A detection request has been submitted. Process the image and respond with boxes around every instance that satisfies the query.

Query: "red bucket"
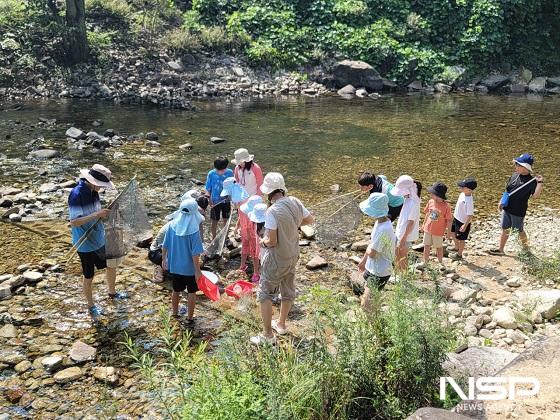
[225,280,255,299]
[197,271,221,301]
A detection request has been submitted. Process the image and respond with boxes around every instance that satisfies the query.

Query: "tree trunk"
[65,0,88,64]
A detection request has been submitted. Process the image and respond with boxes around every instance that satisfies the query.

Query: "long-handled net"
[204,212,233,258]
[311,190,363,247]
[66,177,151,261]
[104,178,152,259]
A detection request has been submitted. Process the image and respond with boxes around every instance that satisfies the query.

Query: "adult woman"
[233,148,264,279]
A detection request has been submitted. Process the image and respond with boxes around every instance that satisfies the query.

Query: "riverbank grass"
[124,280,456,419]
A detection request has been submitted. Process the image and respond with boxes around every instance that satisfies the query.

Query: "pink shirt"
[234,162,263,196]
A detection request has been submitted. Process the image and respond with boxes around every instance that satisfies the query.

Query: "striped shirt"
[68,179,105,252]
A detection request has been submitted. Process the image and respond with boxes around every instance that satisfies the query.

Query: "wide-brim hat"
[249,203,267,223]
[79,164,115,189]
[391,175,414,196]
[513,153,534,173]
[260,172,287,194]
[359,192,389,218]
[232,148,254,165]
[240,195,263,215]
[427,182,448,200]
[170,198,204,236]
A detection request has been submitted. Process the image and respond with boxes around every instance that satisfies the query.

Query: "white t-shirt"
[365,219,396,277]
[453,193,474,224]
[264,197,311,230]
[395,198,420,242]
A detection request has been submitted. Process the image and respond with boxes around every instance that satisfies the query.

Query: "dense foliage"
[0,0,559,83]
[125,281,456,419]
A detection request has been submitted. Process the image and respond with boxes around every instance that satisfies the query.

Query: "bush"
[0,0,27,25]
[162,27,202,53]
[125,280,456,419]
[86,0,133,20]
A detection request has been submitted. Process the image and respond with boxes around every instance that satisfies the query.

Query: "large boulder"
[528,76,547,93]
[492,307,517,329]
[547,76,560,87]
[406,408,471,420]
[332,60,383,91]
[444,346,518,378]
[479,75,510,91]
[517,289,560,319]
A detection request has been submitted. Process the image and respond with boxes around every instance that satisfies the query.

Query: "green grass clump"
[124,279,456,419]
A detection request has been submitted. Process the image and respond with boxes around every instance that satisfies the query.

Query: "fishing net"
[104,178,152,259]
[312,191,363,247]
[204,212,233,258]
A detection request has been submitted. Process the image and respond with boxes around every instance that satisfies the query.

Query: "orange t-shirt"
[422,199,452,236]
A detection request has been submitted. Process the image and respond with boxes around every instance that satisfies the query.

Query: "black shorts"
[388,204,403,221]
[363,271,391,291]
[169,273,199,293]
[78,247,107,279]
[452,217,471,241]
[210,202,231,221]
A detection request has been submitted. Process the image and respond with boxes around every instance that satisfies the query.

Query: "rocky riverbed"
[1,169,559,418]
[2,52,560,111]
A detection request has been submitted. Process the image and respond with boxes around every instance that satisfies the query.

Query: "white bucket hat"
[232,148,254,165]
[79,164,115,189]
[260,172,287,194]
[249,203,267,223]
[240,195,263,215]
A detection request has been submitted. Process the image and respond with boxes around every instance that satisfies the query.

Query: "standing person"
[161,198,204,323]
[422,182,452,265]
[232,148,264,196]
[251,173,314,345]
[205,157,234,239]
[357,172,404,221]
[239,195,265,282]
[68,164,127,318]
[391,176,422,271]
[489,154,543,255]
[233,148,264,274]
[450,178,477,260]
[357,193,397,307]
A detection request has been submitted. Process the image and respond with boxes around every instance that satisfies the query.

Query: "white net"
[204,212,233,258]
[311,191,363,247]
[104,178,152,259]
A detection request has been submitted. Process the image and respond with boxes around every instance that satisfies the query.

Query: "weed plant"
[125,272,456,419]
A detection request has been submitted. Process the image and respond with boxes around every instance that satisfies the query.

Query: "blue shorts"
[501,211,525,232]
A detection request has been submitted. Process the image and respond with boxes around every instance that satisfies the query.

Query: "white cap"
[260,172,287,194]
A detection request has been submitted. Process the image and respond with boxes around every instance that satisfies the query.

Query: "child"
[239,195,264,282]
[357,193,397,307]
[162,198,204,323]
[357,172,404,221]
[181,189,209,241]
[205,157,234,239]
[391,175,422,271]
[451,178,477,260]
[249,202,268,281]
[422,182,452,265]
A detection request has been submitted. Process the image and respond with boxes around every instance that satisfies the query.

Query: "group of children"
[69,149,543,339]
[356,172,477,304]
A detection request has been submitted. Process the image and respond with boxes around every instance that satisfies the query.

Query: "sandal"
[272,320,288,335]
[251,273,260,283]
[488,249,505,256]
[250,334,276,346]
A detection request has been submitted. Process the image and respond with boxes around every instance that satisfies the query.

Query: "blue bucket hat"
[359,192,389,218]
[240,195,263,215]
[249,203,267,223]
[220,177,249,204]
[170,197,204,236]
[513,153,534,172]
